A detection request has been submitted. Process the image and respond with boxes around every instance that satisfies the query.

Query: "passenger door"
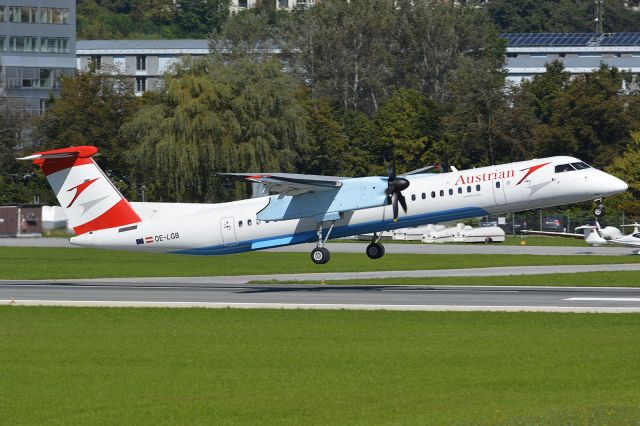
[492,179,507,206]
[220,216,238,246]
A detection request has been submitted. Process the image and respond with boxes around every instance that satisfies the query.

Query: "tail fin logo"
[67,178,100,208]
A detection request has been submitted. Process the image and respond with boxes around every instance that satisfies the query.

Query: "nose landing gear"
[593,199,605,218]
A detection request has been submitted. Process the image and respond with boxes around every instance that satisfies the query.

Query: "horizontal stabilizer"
[17,146,98,162]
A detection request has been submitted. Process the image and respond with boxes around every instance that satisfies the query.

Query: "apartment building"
[76,39,210,95]
[229,0,316,14]
[0,1,76,115]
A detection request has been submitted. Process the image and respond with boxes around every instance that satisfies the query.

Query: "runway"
[0,238,635,256]
[2,279,640,312]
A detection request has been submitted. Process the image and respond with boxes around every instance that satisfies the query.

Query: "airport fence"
[482,210,632,236]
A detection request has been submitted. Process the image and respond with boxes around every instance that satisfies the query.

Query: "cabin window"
[555,164,575,173]
[496,181,501,189]
[449,188,453,195]
[467,186,471,193]
[431,191,436,198]
[458,187,462,194]
[238,220,243,227]
[476,184,481,191]
[421,193,426,199]
[411,194,416,201]
[572,162,590,170]
[439,190,444,197]
[247,219,252,226]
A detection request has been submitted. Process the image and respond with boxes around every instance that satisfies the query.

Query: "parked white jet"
[19,146,628,263]
[526,222,640,254]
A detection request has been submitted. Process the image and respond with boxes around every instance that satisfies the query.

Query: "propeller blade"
[392,192,399,222]
[398,192,407,213]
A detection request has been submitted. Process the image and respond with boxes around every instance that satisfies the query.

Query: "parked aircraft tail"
[575,221,608,245]
[18,146,141,235]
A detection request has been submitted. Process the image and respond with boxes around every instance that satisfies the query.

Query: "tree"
[519,61,570,124]
[175,0,231,38]
[298,96,348,176]
[533,65,634,167]
[291,0,396,114]
[371,89,443,172]
[0,103,49,204]
[289,0,494,115]
[606,132,640,218]
[37,65,140,195]
[442,30,509,166]
[209,7,292,61]
[122,57,309,202]
[391,0,492,101]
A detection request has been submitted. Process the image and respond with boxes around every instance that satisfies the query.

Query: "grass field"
[1,247,639,280]
[253,271,640,287]
[1,307,639,424]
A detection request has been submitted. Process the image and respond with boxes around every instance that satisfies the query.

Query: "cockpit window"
[571,162,590,170]
[632,233,640,239]
[555,164,575,173]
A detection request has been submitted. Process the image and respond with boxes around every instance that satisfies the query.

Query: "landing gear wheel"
[311,247,330,264]
[366,242,385,259]
[594,206,605,217]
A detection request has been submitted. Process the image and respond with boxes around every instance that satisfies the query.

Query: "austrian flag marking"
[144,236,153,244]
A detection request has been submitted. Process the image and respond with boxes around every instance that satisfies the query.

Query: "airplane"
[524,222,640,254]
[18,145,628,263]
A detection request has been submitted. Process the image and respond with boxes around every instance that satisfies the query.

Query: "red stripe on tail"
[74,199,141,235]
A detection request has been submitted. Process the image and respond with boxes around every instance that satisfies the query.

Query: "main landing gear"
[366,234,385,260]
[310,226,387,264]
[593,198,605,218]
[311,221,335,264]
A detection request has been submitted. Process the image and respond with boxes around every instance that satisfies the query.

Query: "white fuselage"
[70,156,628,255]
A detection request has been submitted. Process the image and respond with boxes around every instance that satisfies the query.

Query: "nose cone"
[609,175,629,194]
[593,173,628,197]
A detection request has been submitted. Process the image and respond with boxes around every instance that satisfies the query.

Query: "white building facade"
[76,39,209,95]
[0,0,76,114]
[77,33,640,94]
[502,32,640,85]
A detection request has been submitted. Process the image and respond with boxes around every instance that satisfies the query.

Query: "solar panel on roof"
[601,32,640,45]
[501,32,601,46]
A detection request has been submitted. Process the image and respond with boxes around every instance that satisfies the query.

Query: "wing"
[218,173,344,196]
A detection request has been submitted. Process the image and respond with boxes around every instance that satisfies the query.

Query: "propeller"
[385,156,410,222]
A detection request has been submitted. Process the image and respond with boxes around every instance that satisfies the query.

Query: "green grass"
[2,246,640,280]
[252,271,640,287]
[1,307,639,424]
[42,229,74,238]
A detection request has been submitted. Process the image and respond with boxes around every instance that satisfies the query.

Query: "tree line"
[2,0,639,217]
[77,0,640,40]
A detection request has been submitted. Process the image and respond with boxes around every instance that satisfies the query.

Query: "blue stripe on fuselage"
[172,206,488,256]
